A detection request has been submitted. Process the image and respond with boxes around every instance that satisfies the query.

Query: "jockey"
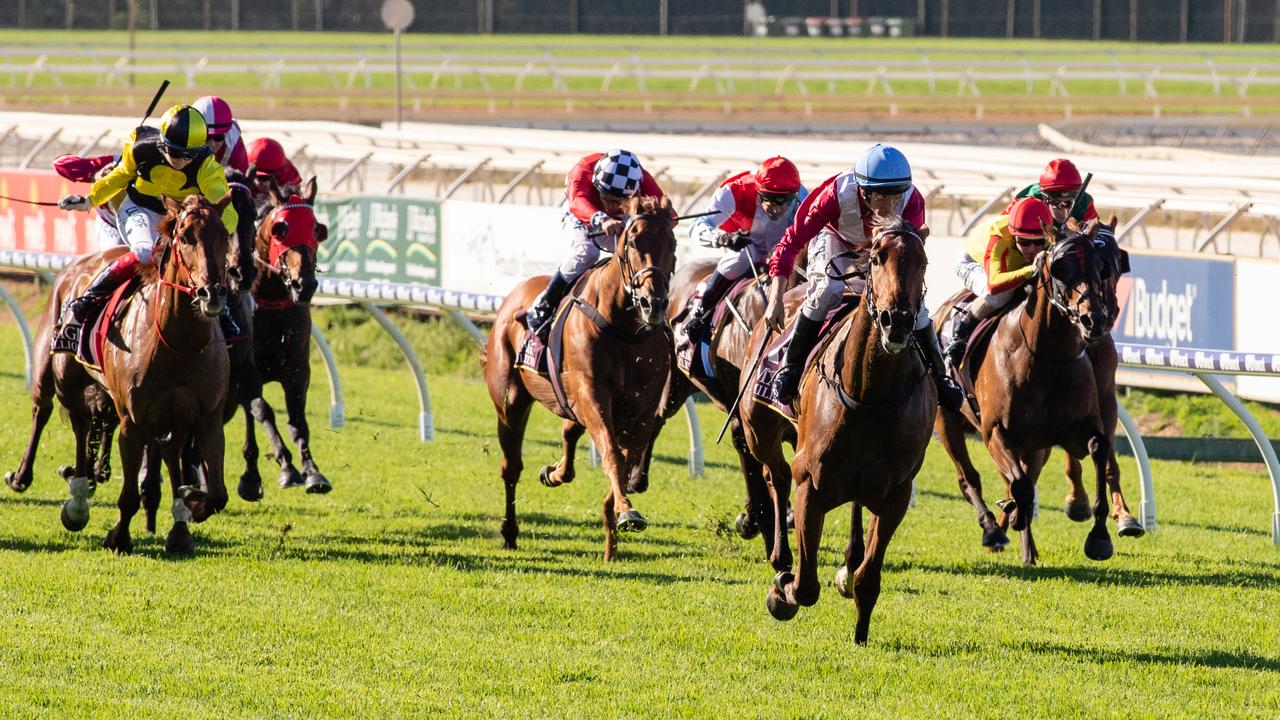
[53,153,125,251]
[247,137,303,195]
[524,149,669,336]
[1008,158,1098,229]
[944,197,1055,367]
[682,156,807,343]
[57,104,239,330]
[763,143,962,410]
[192,96,249,174]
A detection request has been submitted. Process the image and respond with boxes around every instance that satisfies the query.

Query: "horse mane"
[632,195,667,217]
[869,215,926,265]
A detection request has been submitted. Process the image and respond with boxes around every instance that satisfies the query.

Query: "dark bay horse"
[933,221,1117,566]
[484,196,676,561]
[739,217,936,644]
[93,195,233,555]
[237,176,331,499]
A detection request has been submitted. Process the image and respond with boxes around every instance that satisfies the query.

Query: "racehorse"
[484,195,676,561]
[95,194,233,555]
[933,220,1117,566]
[236,176,331,499]
[738,217,936,644]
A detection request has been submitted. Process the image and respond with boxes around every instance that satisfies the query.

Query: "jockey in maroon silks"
[193,96,249,174]
[762,143,962,411]
[681,156,807,343]
[523,149,671,336]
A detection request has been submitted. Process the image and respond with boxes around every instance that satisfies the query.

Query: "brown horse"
[484,195,676,561]
[95,194,233,555]
[738,217,936,644]
[933,221,1116,566]
[237,176,331,500]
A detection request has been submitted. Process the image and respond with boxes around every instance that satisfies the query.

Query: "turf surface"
[0,312,1276,718]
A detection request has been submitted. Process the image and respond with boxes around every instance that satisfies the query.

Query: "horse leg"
[92,420,117,486]
[1083,433,1115,561]
[162,443,196,556]
[496,395,533,551]
[190,416,228,521]
[986,427,1037,565]
[6,341,55,493]
[59,413,95,532]
[540,420,585,488]
[732,418,774,556]
[574,402,649,561]
[767,466,838,622]
[103,426,143,554]
[759,444,793,573]
[282,377,330,494]
[935,410,1007,550]
[141,443,162,533]
[238,402,264,502]
[1062,456,1093,523]
[601,488,619,562]
[834,502,864,599]
[624,419,659,495]
[249,396,303,490]
[851,480,912,645]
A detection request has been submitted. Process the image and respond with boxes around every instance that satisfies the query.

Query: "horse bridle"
[1039,237,1108,336]
[253,200,317,279]
[615,213,670,311]
[826,227,927,345]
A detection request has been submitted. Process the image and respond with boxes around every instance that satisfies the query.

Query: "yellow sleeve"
[197,156,238,232]
[983,232,1034,294]
[88,142,137,207]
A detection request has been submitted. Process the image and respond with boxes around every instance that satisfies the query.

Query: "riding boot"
[66,252,140,324]
[771,313,822,405]
[944,307,978,370]
[525,271,572,337]
[219,304,242,338]
[683,270,733,344]
[915,325,964,413]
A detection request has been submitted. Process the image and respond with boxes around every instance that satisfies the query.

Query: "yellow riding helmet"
[158,105,208,157]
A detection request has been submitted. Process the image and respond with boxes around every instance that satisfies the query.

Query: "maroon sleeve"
[768,175,839,278]
[566,155,605,224]
[903,187,926,230]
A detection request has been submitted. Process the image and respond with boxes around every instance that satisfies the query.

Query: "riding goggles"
[757,190,797,205]
[1043,191,1076,209]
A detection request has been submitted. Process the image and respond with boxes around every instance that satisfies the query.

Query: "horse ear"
[1107,213,1118,230]
[268,176,286,206]
[659,195,671,212]
[918,224,931,242]
[214,193,233,213]
[305,176,318,205]
[315,223,329,243]
[245,163,257,180]
[163,196,184,216]
[271,220,289,238]
[1041,219,1057,245]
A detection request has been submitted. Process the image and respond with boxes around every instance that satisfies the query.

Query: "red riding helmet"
[192,96,234,138]
[248,137,302,187]
[1039,158,1083,192]
[1008,197,1054,237]
[754,156,801,194]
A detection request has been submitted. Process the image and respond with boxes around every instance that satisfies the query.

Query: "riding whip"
[140,79,170,126]
[717,325,774,444]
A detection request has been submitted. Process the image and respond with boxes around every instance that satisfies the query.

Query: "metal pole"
[292,0,301,30]
[1240,0,1249,42]
[661,0,669,35]
[17,0,26,28]
[1115,402,1156,532]
[309,324,345,429]
[394,28,402,132]
[203,0,210,30]
[1194,372,1280,545]
[940,0,949,37]
[917,0,925,33]
[149,0,157,30]
[1180,0,1190,41]
[683,397,704,478]
[315,0,323,30]
[66,0,75,29]
[569,0,578,33]
[231,0,239,31]
[1007,0,1014,38]
[1130,0,1138,41]
[0,284,33,389]
[1093,0,1101,40]
[360,303,433,442]
[127,0,137,88]
[1033,0,1041,38]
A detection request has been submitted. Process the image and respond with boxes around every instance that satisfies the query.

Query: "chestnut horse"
[484,196,676,561]
[91,195,233,555]
[236,176,331,500]
[738,217,936,644]
[933,221,1116,566]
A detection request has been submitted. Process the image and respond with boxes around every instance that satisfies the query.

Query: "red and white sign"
[0,170,94,256]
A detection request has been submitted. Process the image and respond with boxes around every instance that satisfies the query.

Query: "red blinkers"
[267,195,318,265]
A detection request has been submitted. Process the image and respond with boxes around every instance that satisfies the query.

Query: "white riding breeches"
[558,211,616,279]
[955,252,1017,318]
[95,206,124,251]
[801,229,929,328]
[115,196,162,264]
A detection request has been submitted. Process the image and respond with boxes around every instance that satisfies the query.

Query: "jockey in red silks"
[1005,158,1098,229]
[192,96,249,174]
[523,149,670,336]
[53,153,125,251]
[762,143,962,411]
[681,156,807,343]
[247,137,303,190]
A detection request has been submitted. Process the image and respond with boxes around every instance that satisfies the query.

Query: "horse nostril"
[878,310,892,328]
[1080,315,1094,330]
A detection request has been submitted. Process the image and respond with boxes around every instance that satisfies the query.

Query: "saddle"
[749,292,861,423]
[936,290,1016,423]
[673,276,761,382]
[51,277,140,372]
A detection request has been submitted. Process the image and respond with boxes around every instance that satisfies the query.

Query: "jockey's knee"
[714,252,750,280]
[131,243,154,265]
[800,279,839,321]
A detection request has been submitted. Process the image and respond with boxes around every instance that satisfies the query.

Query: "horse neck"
[152,247,212,352]
[1019,275,1084,359]
[252,230,291,301]
[587,258,642,335]
[838,305,919,405]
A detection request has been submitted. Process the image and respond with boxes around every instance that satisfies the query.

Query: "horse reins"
[151,209,217,355]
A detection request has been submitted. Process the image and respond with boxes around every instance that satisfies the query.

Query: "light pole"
[381,0,415,133]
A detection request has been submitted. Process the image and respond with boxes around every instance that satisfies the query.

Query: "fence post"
[0,284,33,389]
[360,303,433,442]
[1115,401,1156,532]
[309,323,345,429]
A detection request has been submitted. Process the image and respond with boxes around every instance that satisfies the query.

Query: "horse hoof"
[833,565,853,599]
[538,465,555,487]
[278,467,305,489]
[1117,517,1145,538]
[735,512,760,540]
[766,572,799,621]
[304,472,332,494]
[981,526,1009,551]
[616,510,648,533]
[102,529,132,555]
[237,473,264,502]
[60,501,89,533]
[1084,529,1114,561]
[1064,497,1092,523]
[5,471,28,493]
[165,526,196,556]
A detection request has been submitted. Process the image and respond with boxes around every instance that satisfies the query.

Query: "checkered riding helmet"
[592,149,645,198]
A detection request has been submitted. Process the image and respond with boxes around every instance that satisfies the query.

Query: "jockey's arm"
[689,186,734,248]
[767,178,837,278]
[983,233,1034,294]
[565,162,604,224]
[196,156,239,232]
[88,143,138,207]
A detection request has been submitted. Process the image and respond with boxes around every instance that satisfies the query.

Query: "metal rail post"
[309,323,345,429]
[1194,371,1280,545]
[0,283,33,388]
[683,397,704,478]
[360,303,433,441]
[1115,401,1156,531]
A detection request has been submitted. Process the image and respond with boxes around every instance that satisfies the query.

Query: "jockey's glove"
[718,230,751,251]
[58,194,91,212]
[590,211,609,232]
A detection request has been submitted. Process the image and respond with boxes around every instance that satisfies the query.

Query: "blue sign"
[1112,252,1234,351]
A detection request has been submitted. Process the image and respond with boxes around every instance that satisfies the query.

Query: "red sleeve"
[566,155,605,224]
[768,175,840,278]
[1082,201,1099,222]
[227,139,249,174]
[903,187,926,229]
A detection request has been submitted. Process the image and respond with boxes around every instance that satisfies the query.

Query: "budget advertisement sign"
[1110,250,1235,351]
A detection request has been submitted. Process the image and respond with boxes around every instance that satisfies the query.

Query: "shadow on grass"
[1021,640,1280,672]
[902,559,1280,590]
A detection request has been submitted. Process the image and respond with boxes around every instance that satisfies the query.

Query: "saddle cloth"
[673,276,760,382]
[51,277,140,372]
[749,292,861,423]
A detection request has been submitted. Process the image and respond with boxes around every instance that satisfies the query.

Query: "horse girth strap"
[817,309,926,413]
[569,297,655,344]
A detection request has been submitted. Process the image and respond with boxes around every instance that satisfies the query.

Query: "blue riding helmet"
[854,143,912,195]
